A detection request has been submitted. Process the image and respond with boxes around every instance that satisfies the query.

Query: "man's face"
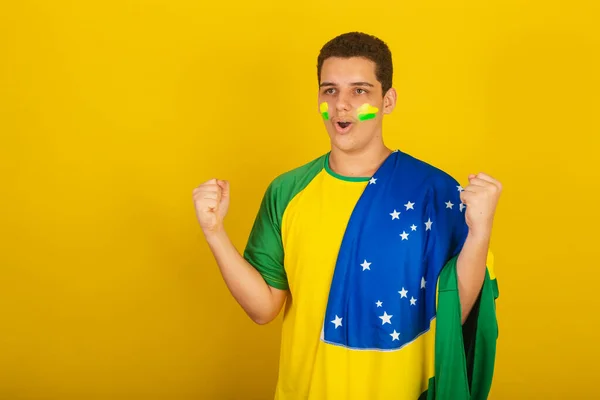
[318,56,395,152]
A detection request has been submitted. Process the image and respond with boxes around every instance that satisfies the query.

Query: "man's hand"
[460,172,502,240]
[193,179,230,236]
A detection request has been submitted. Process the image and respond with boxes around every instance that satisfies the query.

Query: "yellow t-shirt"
[243,152,496,399]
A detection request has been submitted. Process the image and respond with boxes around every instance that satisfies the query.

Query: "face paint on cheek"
[320,102,329,120]
[357,103,379,121]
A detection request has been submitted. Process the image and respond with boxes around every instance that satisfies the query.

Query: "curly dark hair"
[317,32,393,95]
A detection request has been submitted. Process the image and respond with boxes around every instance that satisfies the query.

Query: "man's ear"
[382,88,397,114]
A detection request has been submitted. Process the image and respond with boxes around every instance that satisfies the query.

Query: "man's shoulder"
[260,153,327,207]
[267,153,327,193]
[400,150,462,190]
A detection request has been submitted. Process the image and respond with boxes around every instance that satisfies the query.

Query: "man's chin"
[329,134,360,152]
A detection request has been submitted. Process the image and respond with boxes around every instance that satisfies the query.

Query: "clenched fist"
[460,172,502,239]
[193,179,230,235]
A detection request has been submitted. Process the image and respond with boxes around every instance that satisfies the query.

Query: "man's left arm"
[456,172,502,324]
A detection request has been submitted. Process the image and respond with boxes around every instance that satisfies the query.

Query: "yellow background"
[1,0,599,399]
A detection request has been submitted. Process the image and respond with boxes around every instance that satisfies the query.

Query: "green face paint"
[357,103,379,121]
[320,102,329,120]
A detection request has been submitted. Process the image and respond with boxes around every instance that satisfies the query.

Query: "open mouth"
[335,120,353,133]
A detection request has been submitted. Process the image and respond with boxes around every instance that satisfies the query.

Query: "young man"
[193,32,502,400]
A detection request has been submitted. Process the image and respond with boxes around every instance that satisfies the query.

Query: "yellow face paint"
[357,103,379,121]
[320,102,329,120]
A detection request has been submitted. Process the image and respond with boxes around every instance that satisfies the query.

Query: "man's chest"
[280,184,364,291]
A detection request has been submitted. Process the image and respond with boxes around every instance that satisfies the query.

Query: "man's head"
[316,32,397,153]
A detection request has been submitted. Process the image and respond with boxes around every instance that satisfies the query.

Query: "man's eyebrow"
[319,81,375,87]
[350,82,374,87]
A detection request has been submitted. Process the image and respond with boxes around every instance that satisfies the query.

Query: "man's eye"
[356,88,367,94]
[324,88,336,95]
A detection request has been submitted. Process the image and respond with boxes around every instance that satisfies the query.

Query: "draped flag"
[322,150,469,351]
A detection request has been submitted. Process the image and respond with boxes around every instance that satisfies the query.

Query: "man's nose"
[335,93,352,112]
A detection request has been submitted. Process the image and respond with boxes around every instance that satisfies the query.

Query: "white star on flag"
[376,300,383,307]
[410,224,417,231]
[390,210,400,220]
[445,201,454,209]
[404,201,415,210]
[398,287,408,298]
[457,185,464,192]
[421,277,426,289]
[331,315,343,328]
[400,231,409,240]
[361,260,371,271]
[460,203,466,212]
[390,330,400,341]
[379,311,393,325]
[410,297,417,306]
[425,218,433,230]
[369,177,377,185]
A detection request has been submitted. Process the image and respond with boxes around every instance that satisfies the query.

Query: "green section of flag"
[321,111,329,120]
[421,257,498,400]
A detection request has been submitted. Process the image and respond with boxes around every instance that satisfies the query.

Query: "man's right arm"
[204,227,288,325]
[193,178,287,325]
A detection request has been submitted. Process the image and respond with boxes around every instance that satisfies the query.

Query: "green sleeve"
[243,181,288,290]
[242,154,328,291]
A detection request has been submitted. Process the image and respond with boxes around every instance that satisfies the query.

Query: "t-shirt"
[243,151,493,399]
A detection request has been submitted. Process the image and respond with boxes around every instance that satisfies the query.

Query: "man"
[193,32,502,400]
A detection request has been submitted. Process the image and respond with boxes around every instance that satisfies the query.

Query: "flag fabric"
[320,150,498,399]
[322,150,468,351]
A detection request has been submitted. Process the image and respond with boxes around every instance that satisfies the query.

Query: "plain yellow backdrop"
[1,0,599,399]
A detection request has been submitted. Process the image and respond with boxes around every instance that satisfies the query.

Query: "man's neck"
[328,145,393,178]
